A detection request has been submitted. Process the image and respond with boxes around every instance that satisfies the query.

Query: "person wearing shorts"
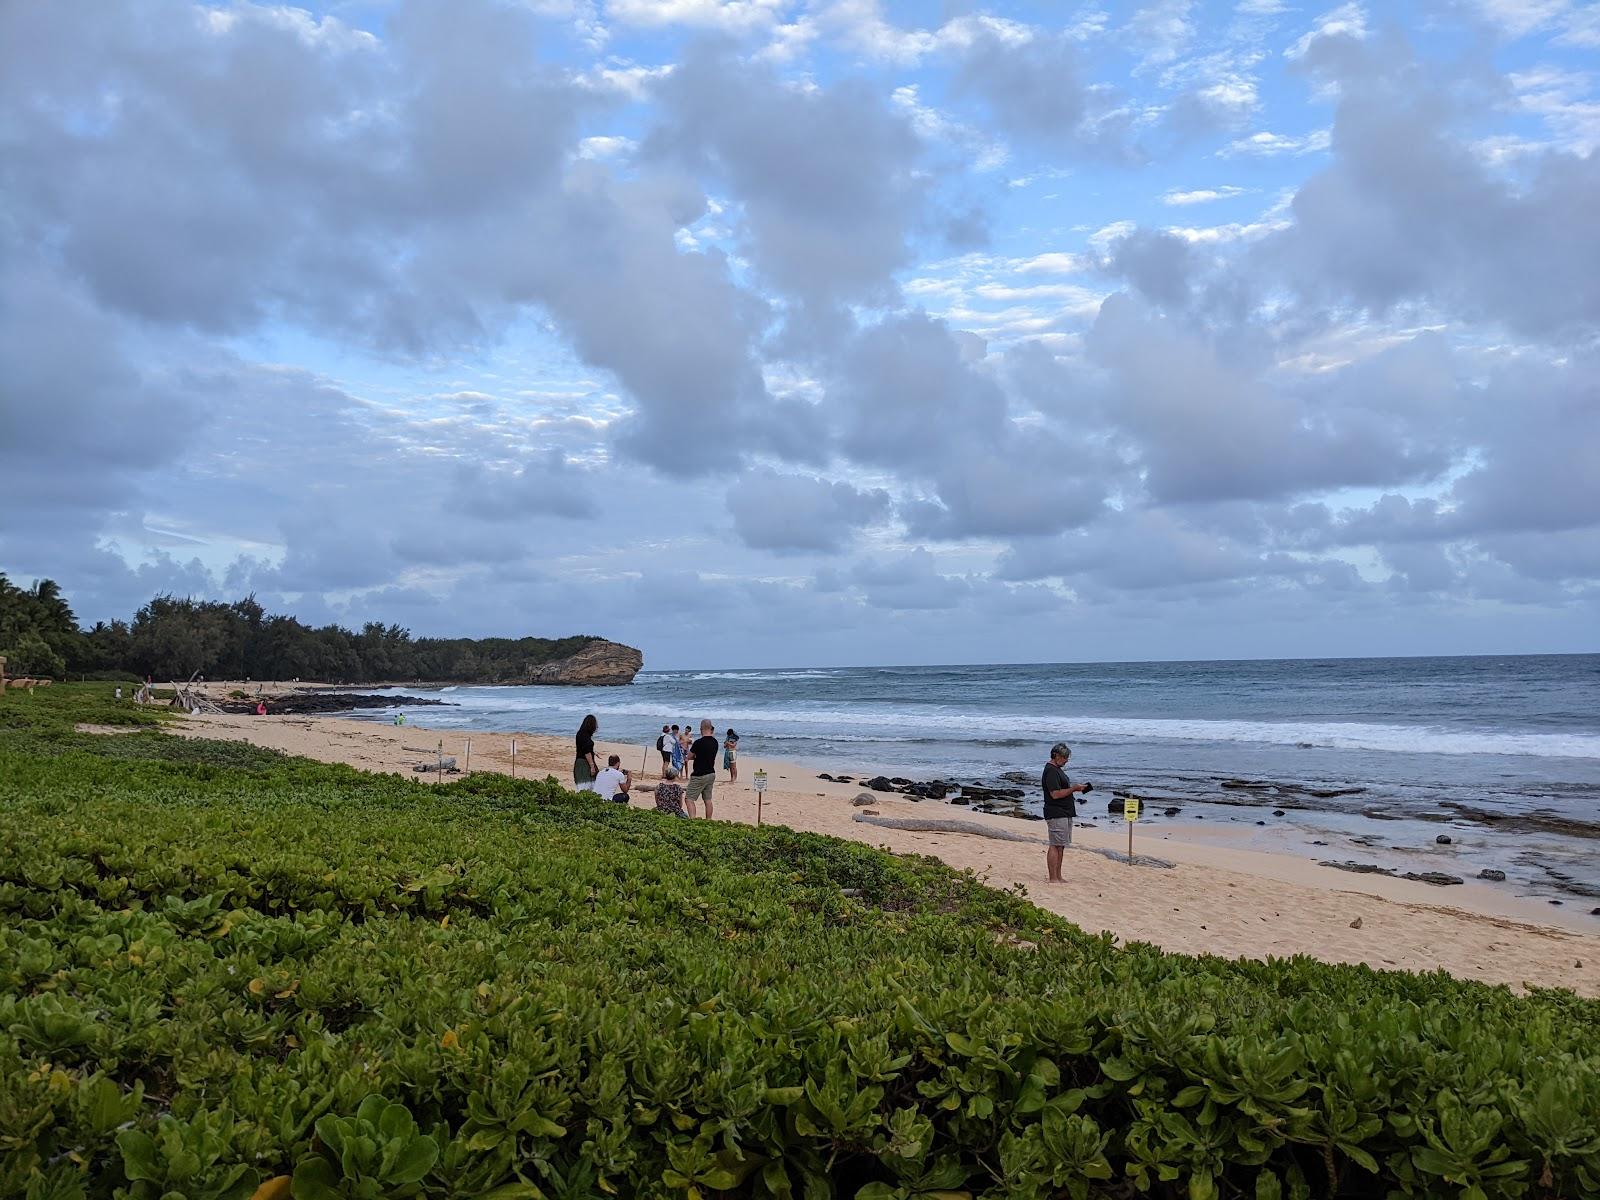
[657,725,673,774]
[687,719,719,819]
[722,729,739,783]
[1041,741,1090,884]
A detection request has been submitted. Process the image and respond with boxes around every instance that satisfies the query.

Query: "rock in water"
[524,639,643,686]
[1402,871,1464,886]
[1478,869,1506,881]
[1436,834,1453,845]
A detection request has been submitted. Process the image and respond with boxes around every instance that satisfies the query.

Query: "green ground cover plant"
[2,686,1597,1199]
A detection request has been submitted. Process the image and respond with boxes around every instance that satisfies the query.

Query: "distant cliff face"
[525,639,643,686]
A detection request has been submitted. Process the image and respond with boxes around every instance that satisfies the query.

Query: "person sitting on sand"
[594,754,632,804]
[575,714,600,792]
[654,765,688,818]
[1042,741,1091,884]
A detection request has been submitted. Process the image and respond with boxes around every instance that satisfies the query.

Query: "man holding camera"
[1042,741,1092,883]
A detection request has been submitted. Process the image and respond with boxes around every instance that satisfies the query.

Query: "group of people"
[573,715,739,820]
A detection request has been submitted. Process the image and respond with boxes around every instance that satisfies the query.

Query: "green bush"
[1,686,1597,1199]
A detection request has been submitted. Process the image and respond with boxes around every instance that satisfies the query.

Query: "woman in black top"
[574,714,599,790]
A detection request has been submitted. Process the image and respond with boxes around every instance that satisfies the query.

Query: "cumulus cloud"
[3,0,1598,663]
[726,469,890,552]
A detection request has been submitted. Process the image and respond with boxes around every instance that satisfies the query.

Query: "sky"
[2,0,1597,670]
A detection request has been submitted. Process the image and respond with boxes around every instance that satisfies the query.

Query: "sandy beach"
[163,708,1600,996]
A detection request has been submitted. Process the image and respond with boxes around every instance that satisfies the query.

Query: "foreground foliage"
[3,687,1598,1199]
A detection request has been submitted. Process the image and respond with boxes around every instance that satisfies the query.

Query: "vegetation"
[3,686,1599,1200]
[0,573,601,683]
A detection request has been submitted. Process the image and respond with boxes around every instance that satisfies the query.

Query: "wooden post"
[437,740,443,780]
[465,739,471,774]
[510,738,516,779]
[0,655,7,694]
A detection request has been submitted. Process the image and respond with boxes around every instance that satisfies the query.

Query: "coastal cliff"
[526,638,643,686]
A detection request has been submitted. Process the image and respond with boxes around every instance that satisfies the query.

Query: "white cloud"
[1559,4,1600,45]
[1162,185,1249,205]
[604,0,787,33]
[1285,3,1368,59]
[577,135,637,159]
[1471,0,1571,38]
[1219,128,1332,156]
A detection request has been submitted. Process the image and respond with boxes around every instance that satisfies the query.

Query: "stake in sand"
[1124,796,1139,860]
[754,768,768,826]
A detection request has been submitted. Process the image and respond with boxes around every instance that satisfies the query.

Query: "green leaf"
[290,1157,342,1200]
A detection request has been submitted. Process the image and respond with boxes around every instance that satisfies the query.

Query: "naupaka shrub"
[2,686,1597,1199]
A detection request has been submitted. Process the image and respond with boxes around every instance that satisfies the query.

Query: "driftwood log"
[851,814,1038,843]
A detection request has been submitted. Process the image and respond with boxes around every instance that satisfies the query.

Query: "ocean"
[353,654,1600,904]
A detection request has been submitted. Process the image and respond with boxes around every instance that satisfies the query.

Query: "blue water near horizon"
[351,653,1600,903]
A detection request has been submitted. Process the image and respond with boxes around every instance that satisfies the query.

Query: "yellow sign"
[1124,797,1139,821]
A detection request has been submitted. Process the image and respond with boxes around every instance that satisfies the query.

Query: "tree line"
[0,573,601,683]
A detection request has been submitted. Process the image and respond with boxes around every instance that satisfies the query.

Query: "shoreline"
[171,709,1599,995]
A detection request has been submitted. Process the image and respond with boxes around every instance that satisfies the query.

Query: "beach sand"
[173,711,1600,996]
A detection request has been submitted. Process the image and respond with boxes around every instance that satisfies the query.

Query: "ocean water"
[354,655,1600,903]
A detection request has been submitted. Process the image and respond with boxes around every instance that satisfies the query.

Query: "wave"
[372,689,1600,759]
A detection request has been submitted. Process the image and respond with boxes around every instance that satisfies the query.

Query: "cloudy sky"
[3,0,1597,669]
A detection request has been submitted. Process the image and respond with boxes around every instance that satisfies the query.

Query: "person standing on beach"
[657,725,673,774]
[688,719,719,819]
[723,728,739,784]
[1042,742,1090,884]
[669,724,685,778]
[575,714,600,792]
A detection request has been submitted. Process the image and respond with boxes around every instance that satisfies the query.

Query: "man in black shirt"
[687,719,719,819]
[1041,741,1090,883]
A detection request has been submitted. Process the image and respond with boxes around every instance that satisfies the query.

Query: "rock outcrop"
[525,639,643,686]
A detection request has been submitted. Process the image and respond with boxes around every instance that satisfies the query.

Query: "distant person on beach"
[723,729,739,783]
[575,714,600,792]
[1041,741,1091,884]
[670,724,685,776]
[688,720,719,819]
[594,754,632,804]
[654,765,687,818]
[657,725,673,774]
[255,700,267,716]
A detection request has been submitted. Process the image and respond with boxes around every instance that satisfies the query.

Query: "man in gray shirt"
[1041,741,1091,883]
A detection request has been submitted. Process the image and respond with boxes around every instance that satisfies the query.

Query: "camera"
[1081,780,1093,794]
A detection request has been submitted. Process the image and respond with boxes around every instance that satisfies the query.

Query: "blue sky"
[2,0,1597,668]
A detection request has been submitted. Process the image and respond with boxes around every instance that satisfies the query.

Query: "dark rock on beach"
[866,776,894,792]
[1478,869,1507,881]
[219,692,449,715]
[1321,861,1396,876]
[1436,834,1453,845]
[1402,871,1464,886]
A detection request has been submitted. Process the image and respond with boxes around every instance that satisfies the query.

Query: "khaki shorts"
[1046,817,1074,847]
[686,774,715,806]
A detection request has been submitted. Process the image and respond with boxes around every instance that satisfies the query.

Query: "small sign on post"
[1123,796,1139,861]
[753,769,768,826]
